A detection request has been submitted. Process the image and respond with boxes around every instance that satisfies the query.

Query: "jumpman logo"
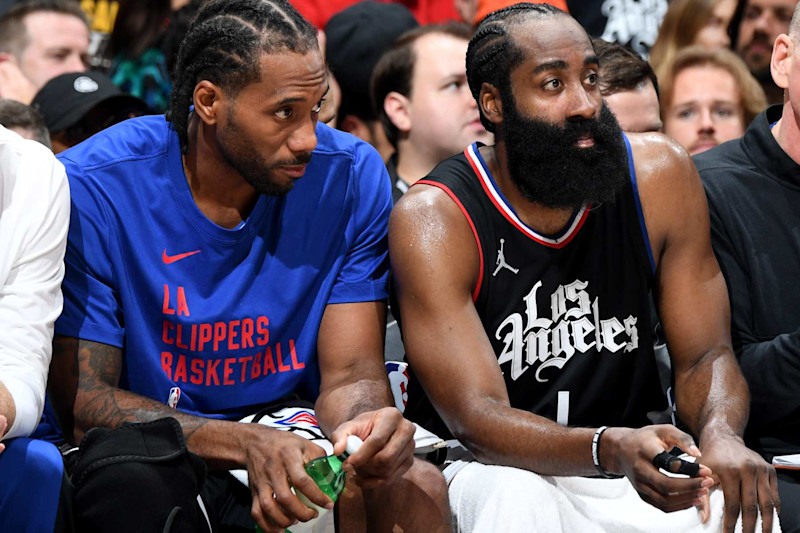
[493,238,519,276]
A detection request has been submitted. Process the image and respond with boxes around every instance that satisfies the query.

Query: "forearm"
[675,347,749,445]
[451,399,599,477]
[315,374,395,436]
[74,382,253,469]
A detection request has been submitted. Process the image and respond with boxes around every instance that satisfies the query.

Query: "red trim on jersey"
[464,146,590,249]
[417,180,484,302]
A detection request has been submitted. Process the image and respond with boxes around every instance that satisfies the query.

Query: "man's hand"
[604,425,715,516]
[245,425,331,533]
[700,432,780,533]
[330,407,416,488]
[0,60,37,105]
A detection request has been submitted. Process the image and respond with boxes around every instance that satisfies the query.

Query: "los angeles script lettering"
[159,284,303,386]
[496,279,639,383]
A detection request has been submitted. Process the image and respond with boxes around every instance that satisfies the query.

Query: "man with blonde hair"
[660,46,767,154]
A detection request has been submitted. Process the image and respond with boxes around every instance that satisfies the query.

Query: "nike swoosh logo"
[162,249,201,264]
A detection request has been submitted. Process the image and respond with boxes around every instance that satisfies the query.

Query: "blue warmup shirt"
[55,115,392,420]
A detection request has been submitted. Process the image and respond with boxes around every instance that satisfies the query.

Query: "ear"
[771,33,793,90]
[480,82,503,128]
[192,80,225,126]
[383,91,412,134]
[338,114,369,138]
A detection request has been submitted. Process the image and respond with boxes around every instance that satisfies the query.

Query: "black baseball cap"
[32,71,150,132]
[325,1,418,119]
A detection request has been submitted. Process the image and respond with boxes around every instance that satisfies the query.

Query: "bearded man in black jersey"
[389,3,780,533]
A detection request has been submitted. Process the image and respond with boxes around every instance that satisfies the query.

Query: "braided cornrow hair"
[167,0,317,153]
[466,2,566,132]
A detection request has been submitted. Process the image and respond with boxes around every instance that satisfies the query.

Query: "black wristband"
[592,426,623,479]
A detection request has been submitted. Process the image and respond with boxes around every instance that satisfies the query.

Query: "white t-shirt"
[0,125,69,439]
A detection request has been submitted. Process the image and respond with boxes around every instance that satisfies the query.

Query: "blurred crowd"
[0,0,791,161]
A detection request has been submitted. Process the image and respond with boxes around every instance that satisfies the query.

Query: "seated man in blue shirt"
[47,1,449,531]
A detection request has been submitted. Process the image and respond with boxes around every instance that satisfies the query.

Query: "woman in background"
[107,0,199,113]
[650,0,737,78]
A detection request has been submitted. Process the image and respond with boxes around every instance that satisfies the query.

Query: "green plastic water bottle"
[255,435,363,533]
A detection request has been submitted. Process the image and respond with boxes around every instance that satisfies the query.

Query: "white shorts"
[444,460,780,533]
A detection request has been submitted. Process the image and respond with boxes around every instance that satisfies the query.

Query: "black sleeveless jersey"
[403,139,668,440]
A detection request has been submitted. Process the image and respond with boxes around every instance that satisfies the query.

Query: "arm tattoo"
[75,339,209,440]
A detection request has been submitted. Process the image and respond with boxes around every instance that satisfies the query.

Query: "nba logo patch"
[167,387,181,408]
[385,361,409,413]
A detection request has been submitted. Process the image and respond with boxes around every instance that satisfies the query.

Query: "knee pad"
[71,418,207,533]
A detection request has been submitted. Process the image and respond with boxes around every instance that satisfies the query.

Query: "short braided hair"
[466,2,566,132]
[167,0,317,153]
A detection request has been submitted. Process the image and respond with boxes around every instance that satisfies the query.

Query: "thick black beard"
[498,92,629,209]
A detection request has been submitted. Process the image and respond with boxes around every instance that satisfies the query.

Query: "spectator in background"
[695,5,800,529]
[325,1,418,162]
[107,0,197,113]
[158,0,204,82]
[371,23,492,203]
[31,71,150,153]
[0,124,70,532]
[728,0,798,104]
[47,1,450,531]
[106,0,173,113]
[650,0,737,78]
[0,98,51,148]
[594,38,662,133]
[0,0,90,104]
[660,46,766,155]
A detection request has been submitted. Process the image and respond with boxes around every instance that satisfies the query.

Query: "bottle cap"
[345,435,364,456]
